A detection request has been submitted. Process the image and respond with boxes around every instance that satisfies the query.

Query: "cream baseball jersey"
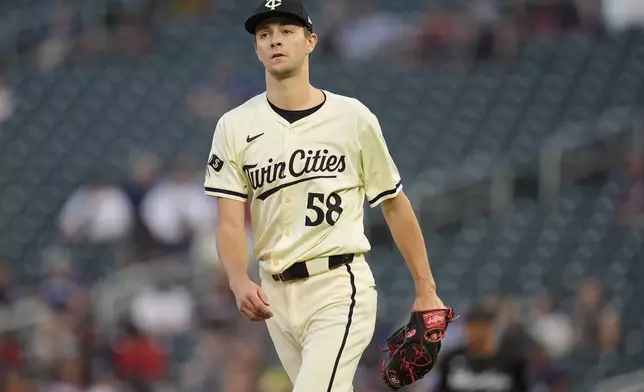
[204,91,402,274]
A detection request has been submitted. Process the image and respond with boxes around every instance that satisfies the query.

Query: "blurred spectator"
[335,0,410,63]
[141,156,216,255]
[464,0,501,63]
[226,340,262,392]
[603,0,644,33]
[0,62,15,124]
[575,0,603,36]
[528,344,572,392]
[30,303,79,376]
[0,261,17,307]
[58,174,134,244]
[100,0,155,57]
[433,304,529,392]
[112,320,168,386]
[181,327,228,391]
[0,332,24,371]
[86,366,119,392]
[310,0,352,57]
[37,2,81,71]
[122,152,163,263]
[572,278,621,353]
[618,150,644,225]
[495,296,536,359]
[525,0,580,37]
[130,276,194,337]
[187,58,256,120]
[197,270,238,331]
[42,358,84,392]
[417,7,464,65]
[528,292,574,360]
[3,371,31,392]
[72,304,112,389]
[185,269,266,392]
[39,252,81,310]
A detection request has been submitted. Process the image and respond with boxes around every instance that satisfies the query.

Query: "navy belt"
[272,254,355,282]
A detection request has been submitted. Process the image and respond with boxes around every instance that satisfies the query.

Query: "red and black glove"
[381,307,455,390]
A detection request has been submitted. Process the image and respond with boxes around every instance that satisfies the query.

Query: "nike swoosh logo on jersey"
[246,133,264,143]
[256,175,337,200]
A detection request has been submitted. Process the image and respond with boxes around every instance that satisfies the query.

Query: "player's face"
[254,18,317,79]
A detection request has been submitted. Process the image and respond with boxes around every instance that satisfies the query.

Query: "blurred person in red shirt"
[112,319,167,385]
[0,332,24,370]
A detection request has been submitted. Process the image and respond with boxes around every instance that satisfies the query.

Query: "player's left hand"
[413,293,445,340]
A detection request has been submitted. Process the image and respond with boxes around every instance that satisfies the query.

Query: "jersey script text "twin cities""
[243,149,346,201]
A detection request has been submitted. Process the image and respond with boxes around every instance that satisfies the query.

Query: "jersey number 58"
[305,192,343,227]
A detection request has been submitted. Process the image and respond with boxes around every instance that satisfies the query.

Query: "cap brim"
[245,11,309,35]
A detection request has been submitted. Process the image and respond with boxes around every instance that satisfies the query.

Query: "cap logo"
[308,16,312,25]
[265,0,282,10]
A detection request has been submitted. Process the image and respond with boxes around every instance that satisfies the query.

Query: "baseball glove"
[380,307,455,390]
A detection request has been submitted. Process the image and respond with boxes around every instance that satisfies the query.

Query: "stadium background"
[0,0,643,391]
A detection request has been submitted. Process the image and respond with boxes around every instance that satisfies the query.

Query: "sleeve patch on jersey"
[368,181,402,206]
[207,154,224,173]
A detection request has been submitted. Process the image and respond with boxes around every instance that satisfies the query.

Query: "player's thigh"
[293,278,378,392]
[261,272,303,383]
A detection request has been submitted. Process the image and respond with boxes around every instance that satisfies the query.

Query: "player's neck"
[265,68,321,110]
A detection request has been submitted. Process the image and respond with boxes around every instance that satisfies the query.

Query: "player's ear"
[306,32,318,54]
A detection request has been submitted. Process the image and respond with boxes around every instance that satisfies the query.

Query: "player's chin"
[267,63,297,79]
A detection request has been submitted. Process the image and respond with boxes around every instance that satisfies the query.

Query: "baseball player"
[204,1,447,391]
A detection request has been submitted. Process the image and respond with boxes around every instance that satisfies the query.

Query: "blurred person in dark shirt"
[121,151,163,263]
[525,0,580,37]
[572,278,620,353]
[528,344,571,392]
[140,155,215,256]
[434,305,528,392]
[0,261,17,306]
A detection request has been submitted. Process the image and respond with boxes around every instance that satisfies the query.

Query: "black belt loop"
[272,253,355,282]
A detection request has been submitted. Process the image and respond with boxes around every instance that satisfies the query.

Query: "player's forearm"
[216,223,251,289]
[381,192,437,296]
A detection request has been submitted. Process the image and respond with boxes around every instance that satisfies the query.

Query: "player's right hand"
[231,278,273,321]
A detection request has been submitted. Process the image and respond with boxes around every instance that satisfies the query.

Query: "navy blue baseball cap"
[245,0,313,35]
[466,304,496,323]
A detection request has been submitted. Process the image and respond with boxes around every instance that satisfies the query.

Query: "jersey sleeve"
[359,111,402,208]
[204,115,248,202]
